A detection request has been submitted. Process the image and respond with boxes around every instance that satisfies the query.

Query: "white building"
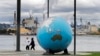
[22,17,36,29]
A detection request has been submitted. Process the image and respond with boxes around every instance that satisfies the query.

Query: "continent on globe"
[51,34,62,41]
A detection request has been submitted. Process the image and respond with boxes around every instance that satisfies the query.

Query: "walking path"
[0,51,92,56]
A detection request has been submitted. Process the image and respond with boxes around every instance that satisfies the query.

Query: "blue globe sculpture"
[37,17,72,53]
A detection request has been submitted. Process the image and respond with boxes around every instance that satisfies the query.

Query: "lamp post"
[16,0,21,51]
[47,0,49,18]
[74,0,76,55]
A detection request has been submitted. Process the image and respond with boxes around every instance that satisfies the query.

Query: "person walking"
[30,38,35,50]
[26,37,30,50]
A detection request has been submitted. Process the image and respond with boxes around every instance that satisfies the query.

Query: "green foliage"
[80,52,100,56]
[0,29,7,34]
[98,28,100,32]
[7,29,16,34]
[0,29,16,34]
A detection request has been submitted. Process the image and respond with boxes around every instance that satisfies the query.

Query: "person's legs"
[27,45,29,50]
[26,45,29,50]
[26,46,27,50]
[33,47,35,50]
[31,46,32,50]
[31,46,35,50]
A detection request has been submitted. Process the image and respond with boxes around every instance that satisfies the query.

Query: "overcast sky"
[0,0,100,25]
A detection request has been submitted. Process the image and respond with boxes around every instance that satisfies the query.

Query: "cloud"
[0,0,100,24]
[0,0,16,24]
[50,0,100,13]
[22,0,45,5]
[0,0,45,24]
[21,0,45,13]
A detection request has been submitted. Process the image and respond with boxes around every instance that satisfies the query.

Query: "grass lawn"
[80,52,100,56]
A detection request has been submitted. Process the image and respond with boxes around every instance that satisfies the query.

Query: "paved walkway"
[0,51,91,56]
